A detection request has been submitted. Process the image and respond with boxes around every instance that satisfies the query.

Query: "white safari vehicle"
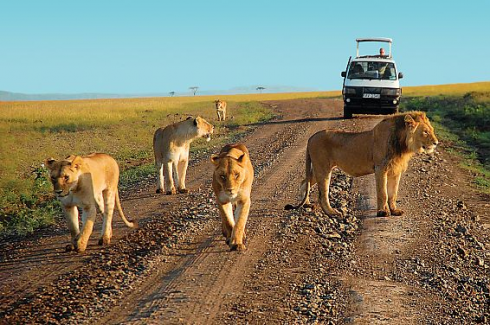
[341,38,404,119]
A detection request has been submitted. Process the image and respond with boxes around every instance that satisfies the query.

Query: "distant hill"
[0,86,318,101]
[0,91,150,101]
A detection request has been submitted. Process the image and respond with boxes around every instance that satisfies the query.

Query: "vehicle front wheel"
[343,107,352,119]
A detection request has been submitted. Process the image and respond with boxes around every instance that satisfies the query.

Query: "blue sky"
[1,0,489,94]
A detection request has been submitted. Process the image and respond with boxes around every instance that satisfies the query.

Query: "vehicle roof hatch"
[356,37,392,59]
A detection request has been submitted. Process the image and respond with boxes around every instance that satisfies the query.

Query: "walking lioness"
[45,153,137,252]
[211,143,254,251]
[286,112,438,217]
[153,116,214,194]
[215,99,227,121]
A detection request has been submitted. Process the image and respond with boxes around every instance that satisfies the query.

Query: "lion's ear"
[237,153,246,163]
[71,156,83,170]
[404,114,417,129]
[211,154,220,166]
[45,158,56,170]
[64,155,76,162]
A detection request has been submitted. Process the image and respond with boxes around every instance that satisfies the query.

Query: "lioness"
[286,112,438,217]
[45,153,137,253]
[154,116,214,194]
[215,99,227,121]
[211,143,254,251]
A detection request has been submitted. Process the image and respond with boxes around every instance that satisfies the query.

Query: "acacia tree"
[256,86,265,93]
[169,91,175,97]
[189,86,199,96]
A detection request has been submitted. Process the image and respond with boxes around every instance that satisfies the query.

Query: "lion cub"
[153,116,214,194]
[211,143,254,251]
[214,99,227,121]
[45,153,137,253]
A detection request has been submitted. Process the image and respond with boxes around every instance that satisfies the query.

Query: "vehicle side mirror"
[398,72,404,79]
[341,71,346,78]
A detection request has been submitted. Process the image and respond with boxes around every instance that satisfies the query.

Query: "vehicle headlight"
[344,87,356,94]
[381,88,400,96]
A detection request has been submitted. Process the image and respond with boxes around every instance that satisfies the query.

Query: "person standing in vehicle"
[378,48,388,77]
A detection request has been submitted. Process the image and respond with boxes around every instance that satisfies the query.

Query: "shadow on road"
[244,116,344,128]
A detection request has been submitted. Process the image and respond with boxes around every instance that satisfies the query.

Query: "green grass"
[402,90,490,193]
[228,101,275,127]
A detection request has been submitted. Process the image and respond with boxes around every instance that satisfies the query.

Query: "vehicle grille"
[363,87,381,94]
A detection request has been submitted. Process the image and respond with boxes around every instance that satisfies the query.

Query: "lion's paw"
[98,237,111,246]
[326,208,342,217]
[75,238,88,253]
[390,209,404,216]
[230,243,246,251]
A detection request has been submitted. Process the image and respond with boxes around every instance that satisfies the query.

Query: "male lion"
[214,99,227,121]
[45,153,137,253]
[286,112,438,217]
[153,116,214,194]
[211,143,254,251]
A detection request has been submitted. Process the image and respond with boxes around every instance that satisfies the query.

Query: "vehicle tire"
[344,107,353,119]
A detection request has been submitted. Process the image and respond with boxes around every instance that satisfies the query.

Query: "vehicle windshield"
[347,61,396,80]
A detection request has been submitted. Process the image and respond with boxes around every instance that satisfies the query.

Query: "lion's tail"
[284,145,312,210]
[115,190,138,229]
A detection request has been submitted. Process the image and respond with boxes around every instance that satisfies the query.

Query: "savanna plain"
[0,82,489,324]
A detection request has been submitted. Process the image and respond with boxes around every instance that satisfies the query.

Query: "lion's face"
[212,154,247,199]
[406,114,438,154]
[195,116,214,142]
[215,100,225,109]
[45,157,82,197]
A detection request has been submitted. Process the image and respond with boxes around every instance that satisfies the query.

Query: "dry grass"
[403,81,490,97]
[0,91,338,127]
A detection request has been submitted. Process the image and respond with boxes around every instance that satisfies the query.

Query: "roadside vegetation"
[0,91,337,236]
[401,82,490,192]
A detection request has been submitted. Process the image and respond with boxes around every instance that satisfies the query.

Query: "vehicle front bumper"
[343,95,400,114]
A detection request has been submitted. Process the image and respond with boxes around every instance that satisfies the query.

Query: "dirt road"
[1,99,489,324]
